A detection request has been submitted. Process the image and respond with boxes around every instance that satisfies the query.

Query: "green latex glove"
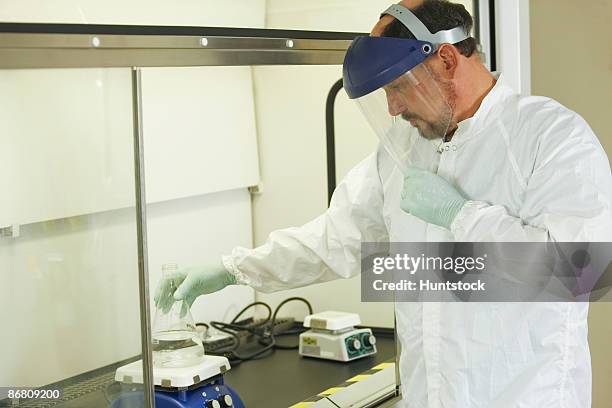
[153,262,236,313]
[400,167,467,229]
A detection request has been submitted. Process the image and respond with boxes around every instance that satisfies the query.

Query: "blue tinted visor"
[342,36,434,99]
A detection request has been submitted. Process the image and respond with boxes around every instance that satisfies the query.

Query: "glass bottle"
[152,263,205,368]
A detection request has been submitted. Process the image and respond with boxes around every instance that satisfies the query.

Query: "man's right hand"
[153,262,236,313]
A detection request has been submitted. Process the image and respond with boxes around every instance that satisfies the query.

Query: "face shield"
[355,59,453,172]
[343,4,469,173]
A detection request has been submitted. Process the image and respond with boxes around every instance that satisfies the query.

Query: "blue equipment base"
[111,374,244,408]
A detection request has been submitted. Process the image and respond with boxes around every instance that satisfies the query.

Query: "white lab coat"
[223,75,612,407]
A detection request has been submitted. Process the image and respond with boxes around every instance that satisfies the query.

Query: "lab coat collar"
[449,73,515,145]
[426,73,514,150]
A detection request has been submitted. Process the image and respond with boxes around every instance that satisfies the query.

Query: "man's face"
[384,63,456,140]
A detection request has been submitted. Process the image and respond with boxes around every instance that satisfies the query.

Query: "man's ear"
[437,44,459,79]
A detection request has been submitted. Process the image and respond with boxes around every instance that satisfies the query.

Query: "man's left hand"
[400,167,467,229]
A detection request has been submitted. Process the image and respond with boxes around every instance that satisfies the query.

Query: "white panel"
[141,66,260,203]
[250,65,332,244]
[0,66,260,226]
[495,0,531,94]
[0,208,141,387]
[0,68,134,226]
[0,0,266,27]
[0,190,254,387]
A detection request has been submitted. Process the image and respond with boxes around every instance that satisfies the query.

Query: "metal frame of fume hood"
[0,24,358,68]
[0,23,401,408]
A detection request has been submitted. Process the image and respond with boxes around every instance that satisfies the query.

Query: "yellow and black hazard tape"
[288,360,394,408]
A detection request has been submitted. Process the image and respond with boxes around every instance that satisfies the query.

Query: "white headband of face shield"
[382,4,469,49]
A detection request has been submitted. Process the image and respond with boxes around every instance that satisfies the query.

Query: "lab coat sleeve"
[222,151,389,293]
[450,111,612,242]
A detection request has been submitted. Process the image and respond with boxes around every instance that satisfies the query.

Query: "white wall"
[266,0,473,32]
[0,1,265,388]
[266,0,393,32]
[0,0,266,26]
[141,66,260,204]
[0,68,134,226]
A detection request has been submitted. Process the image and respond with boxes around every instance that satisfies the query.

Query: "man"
[156,1,612,406]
